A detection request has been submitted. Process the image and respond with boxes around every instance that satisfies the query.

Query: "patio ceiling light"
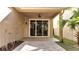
[38,14,41,18]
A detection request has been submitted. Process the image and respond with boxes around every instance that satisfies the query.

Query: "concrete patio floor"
[13,38,65,51]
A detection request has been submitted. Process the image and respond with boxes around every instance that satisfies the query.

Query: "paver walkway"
[13,38,65,51]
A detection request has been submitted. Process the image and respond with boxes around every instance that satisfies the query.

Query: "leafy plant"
[59,18,68,43]
[68,18,79,30]
[68,8,79,45]
[59,19,68,29]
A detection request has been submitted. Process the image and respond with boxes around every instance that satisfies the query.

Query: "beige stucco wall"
[54,28,59,36]
[0,8,25,47]
[53,14,60,36]
[24,18,53,37]
[24,18,29,37]
[63,24,77,41]
[54,22,77,41]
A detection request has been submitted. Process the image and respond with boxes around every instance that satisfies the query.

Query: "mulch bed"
[0,40,24,51]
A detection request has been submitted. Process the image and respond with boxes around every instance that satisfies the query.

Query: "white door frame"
[29,19,50,37]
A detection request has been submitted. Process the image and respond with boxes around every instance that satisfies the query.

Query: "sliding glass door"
[30,20,48,36]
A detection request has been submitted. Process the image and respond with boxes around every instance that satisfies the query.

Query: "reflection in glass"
[30,20,35,36]
[42,21,48,36]
[37,20,42,36]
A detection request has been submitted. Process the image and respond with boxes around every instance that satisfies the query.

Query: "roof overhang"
[13,7,66,18]
[14,7,65,13]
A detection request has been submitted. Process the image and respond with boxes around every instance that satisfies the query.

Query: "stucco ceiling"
[14,7,65,18]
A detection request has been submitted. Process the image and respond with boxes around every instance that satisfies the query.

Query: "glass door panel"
[30,20,48,36]
[42,21,48,36]
[37,20,42,36]
[30,20,35,36]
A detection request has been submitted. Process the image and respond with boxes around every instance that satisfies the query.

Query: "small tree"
[59,19,68,43]
[59,9,68,43]
[68,8,79,45]
[68,17,79,45]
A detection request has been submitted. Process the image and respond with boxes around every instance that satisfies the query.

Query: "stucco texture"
[0,8,25,47]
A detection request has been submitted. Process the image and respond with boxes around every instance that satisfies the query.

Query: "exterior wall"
[53,14,60,36]
[53,14,77,42]
[54,24,77,42]
[63,24,77,41]
[0,8,25,47]
[24,18,29,37]
[54,28,59,36]
[24,18,53,38]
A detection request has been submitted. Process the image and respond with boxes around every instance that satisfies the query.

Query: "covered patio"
[0,7,67,51]
[13,38,65,51]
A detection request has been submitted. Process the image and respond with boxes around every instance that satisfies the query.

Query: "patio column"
[50,18,53,38]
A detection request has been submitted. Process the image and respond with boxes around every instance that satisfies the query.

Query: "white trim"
[29,19,50,37]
